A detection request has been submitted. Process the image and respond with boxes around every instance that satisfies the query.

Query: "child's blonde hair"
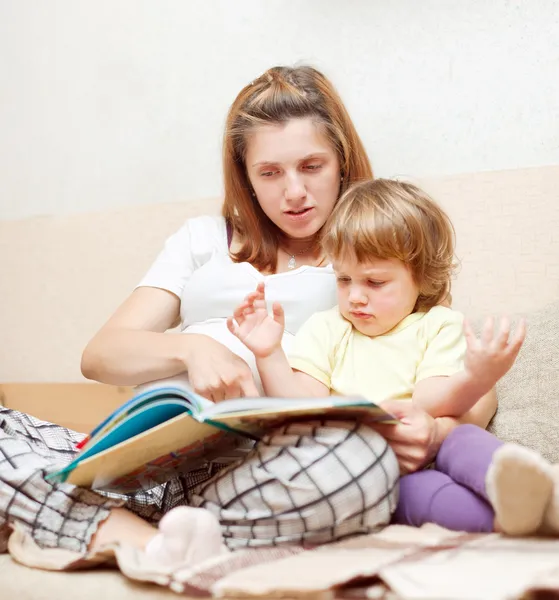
[322,178,457,311]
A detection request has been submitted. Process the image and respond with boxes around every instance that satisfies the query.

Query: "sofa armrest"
[0,383,132,433]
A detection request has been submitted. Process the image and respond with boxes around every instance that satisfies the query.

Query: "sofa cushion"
[488,300,559,462]
[0,554,177,599]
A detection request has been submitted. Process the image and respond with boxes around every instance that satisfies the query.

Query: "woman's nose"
[284,172,306,203]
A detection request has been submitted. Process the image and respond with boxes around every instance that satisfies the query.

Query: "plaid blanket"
[0,407,398,553]
[7,522,559,599]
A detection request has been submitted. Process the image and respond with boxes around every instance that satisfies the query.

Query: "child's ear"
[439,292,452,308]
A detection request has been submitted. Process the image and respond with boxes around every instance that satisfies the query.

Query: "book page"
[202,395,395,420]
[200,396,344,417]
[205,400,398,438]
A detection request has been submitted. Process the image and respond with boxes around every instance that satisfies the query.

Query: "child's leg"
[437,424,554,536]
[435,424,503,500]
[393,470,495,533]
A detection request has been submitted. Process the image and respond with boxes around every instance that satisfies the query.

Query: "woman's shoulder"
[136,215,227,295]
[163,215,228,260]
[174,215,227,245]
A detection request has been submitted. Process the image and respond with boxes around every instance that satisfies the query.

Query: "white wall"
[1,0,558,220]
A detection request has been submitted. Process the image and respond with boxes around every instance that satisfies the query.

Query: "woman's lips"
[283,207,314,222]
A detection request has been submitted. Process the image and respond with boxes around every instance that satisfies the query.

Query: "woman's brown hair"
[322,179,457,311]
[222,65,372,272]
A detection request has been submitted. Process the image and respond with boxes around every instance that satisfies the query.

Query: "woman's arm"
[81,287,188,385]
[82,287,258,399]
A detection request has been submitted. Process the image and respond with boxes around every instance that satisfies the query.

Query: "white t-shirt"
[137,215,337,392]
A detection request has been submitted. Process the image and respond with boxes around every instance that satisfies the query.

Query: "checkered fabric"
[0,408,123,553]
[0,408,399,554]
[193,420,400,549]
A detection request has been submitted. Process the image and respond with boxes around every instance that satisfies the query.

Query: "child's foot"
[144,506,228,568]
[486,444,553,536]
[539,464,559,535]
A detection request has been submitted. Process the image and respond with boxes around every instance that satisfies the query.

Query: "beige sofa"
[0,165,558,598]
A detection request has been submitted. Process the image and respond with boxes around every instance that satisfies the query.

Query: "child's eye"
[336,277,350,285]
[368,280,385,288]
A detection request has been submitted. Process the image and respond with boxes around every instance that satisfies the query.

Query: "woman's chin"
[279,218,324,240]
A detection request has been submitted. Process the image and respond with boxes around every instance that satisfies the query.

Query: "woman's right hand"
[182,333,260,402]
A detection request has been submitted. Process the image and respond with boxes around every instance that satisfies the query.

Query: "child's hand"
[227,282,285,358]
[463,316,526,389]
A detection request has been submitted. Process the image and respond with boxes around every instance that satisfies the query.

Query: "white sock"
[144,506,228,568]
[486,444,553,536]
[539,464,559,535]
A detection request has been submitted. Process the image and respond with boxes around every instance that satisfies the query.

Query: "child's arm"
[413,316,526,418]
[256,350,329,398]
[227,282,329,398]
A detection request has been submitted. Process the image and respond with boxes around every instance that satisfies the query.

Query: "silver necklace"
[284,244,315,270]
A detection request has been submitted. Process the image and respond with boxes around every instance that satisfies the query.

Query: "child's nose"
[349,286,366,304]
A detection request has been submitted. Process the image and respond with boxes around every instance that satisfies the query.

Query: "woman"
[0,66,496,565]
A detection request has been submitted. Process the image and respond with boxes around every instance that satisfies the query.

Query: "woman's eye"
[304,164,322,171]
[259,166,281,177]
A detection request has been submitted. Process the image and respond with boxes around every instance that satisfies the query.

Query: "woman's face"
[245,118,341,240]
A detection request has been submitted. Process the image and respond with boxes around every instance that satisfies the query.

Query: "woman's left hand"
[369,400,442,475]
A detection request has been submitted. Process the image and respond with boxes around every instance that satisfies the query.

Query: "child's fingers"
[253,298,267,311]
[226,316,238,337]
[272,302,285,328]
[496,315,511,348]
[245,292,259,305]
[481,316,495,345]
[256,281,266,299]
[463,319,477,346]
[233,301,252,320]
[237,296,255,313]
[232,305,245,322]
[508,318,527,353]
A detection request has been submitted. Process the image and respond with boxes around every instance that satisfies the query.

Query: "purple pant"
[393,424,503,532]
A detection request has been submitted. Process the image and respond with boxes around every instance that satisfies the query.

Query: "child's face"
[333,255,420,337]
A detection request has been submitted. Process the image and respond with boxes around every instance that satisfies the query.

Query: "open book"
[47,382,396,493]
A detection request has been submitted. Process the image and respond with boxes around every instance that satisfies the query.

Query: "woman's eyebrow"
[251,152,330,168]
[251,160,276,167]
[299,152,329,161]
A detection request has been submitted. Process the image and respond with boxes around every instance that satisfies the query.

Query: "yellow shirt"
[289,306,466,404]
